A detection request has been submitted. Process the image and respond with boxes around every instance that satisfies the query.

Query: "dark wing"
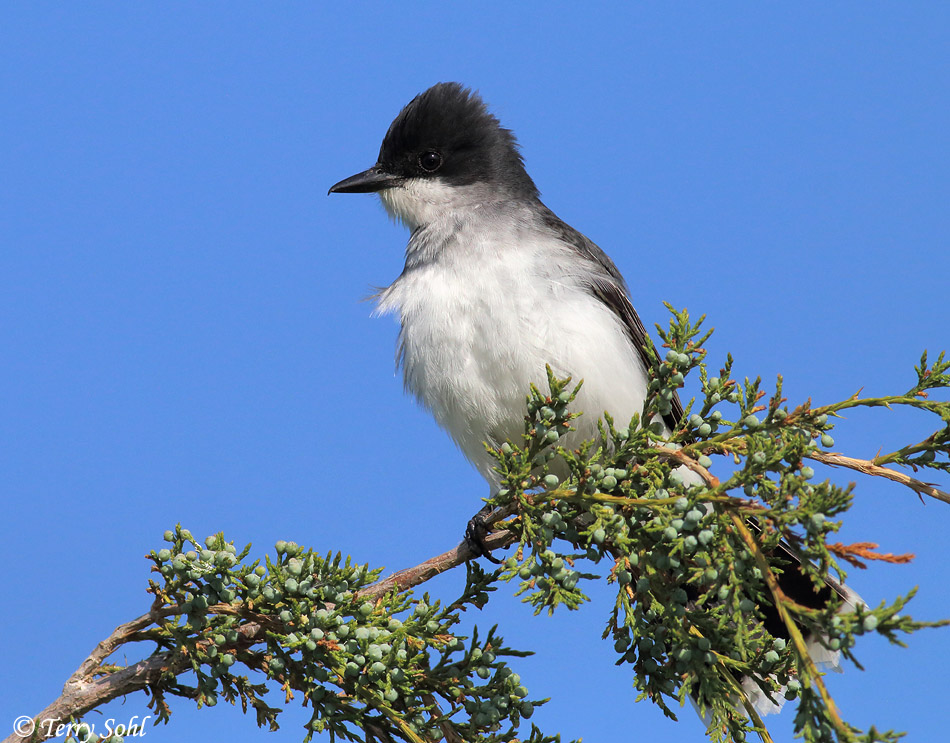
[538,206,685,433]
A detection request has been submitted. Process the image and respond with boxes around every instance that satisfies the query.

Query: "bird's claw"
[464,510,503,564]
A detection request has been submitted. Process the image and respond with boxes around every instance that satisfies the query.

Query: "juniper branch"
[2,529,518,743]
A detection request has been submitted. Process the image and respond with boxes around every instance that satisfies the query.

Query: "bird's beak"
[328,165,403,194]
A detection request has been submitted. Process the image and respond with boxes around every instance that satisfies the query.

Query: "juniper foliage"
[40,308,949,743]
[489,307,949,743]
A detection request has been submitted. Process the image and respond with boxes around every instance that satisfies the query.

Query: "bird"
[329,82,679,488]
[329,82,859,716]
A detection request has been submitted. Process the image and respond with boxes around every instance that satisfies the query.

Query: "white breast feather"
[375,182,649,484]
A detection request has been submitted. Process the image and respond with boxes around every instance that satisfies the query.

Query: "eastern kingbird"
[329,82,680,486]
[329,82,859,717]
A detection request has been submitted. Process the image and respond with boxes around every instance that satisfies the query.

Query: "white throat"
[378,178,496,231]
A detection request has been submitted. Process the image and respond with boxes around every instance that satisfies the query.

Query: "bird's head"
[329,82,538,228]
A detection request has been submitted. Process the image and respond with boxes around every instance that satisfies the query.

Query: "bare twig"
[807,451,950,505]
[359,510,516,600]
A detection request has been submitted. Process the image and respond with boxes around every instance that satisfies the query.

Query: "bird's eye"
[418,150,443,172]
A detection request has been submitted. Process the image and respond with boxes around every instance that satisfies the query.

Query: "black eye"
[418,150,443,172]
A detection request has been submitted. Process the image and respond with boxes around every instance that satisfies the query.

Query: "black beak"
[328,165,402,194]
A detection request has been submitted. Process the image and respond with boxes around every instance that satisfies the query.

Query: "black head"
[329,83,538,198]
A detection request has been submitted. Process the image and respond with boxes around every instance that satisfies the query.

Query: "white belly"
[376,233,650,485]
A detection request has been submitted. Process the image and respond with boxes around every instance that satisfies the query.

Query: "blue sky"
[2,4,948,742]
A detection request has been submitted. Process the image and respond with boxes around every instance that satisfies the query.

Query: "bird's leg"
[464,502,503,564]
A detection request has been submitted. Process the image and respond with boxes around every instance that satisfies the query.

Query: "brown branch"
[6,649,184,743]
[655,446,721,487]
[806,451,950,505]
[359,513,516,600]
[4,527,515,743]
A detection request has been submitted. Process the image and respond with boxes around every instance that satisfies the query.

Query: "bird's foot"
[464,507,503,564]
